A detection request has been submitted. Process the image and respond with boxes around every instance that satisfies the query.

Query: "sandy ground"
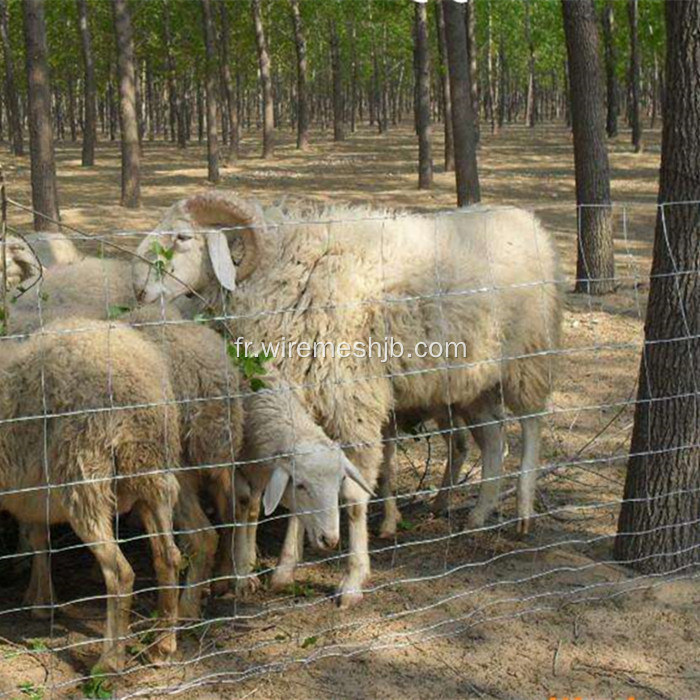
[1,123,699,700]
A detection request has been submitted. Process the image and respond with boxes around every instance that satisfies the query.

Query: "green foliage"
[16,681,44,700]
[81,669,112,700]
[227,342,272,392]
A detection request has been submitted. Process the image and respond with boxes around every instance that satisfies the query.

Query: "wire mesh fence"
[0,195,698,699]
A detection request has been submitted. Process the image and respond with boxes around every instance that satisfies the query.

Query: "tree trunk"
[443,0,480,205]
[350,20,358,133]
[628,0,643,152]
[601,0,619,138]
[414,0,432,189]
[112,0,140,208]
[252,0,274,158]
[330,19,344,142]
[561,0,615,295]
[465,0,480,140]
[22,0,61,231]
[200,0,220,183]
[524,0,536,128]
[219,0,239,160]
[435,0,454,171]
[614,0,700,575]
[77,0,97,165]
[486,0,497,134]
[0,0,24,156]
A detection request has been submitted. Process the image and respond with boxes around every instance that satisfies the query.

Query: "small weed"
[25,639,48,652]
[17,681,43,700]
[300,635,318,649]
[227,343,272,391]
[284,582,314,598]
[107,304,131,320]
[397,519,415,532]
[81,669,112,699]
[150,240,174,281]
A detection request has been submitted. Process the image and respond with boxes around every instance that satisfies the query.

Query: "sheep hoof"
[377,520,397,540]
[29,606,52,621]
[145,637,176,667]
[516,518,532,536]
[466,511,487,531]
[336,575,365,609]
[235,575,261,599]
[269,567,295,592]
[210,578,232,598]
[94,651,125,675]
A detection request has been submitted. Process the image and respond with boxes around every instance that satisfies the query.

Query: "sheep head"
[263,442,374,552]
[1,237,41,290]
[132,191,265,305]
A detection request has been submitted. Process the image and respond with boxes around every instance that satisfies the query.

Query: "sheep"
[0,235,41,290]
[128,304,374,609]
[0,318,183,672]
[131,192,563,608]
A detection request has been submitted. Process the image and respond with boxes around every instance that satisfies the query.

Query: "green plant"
[81,669,112,699]
[227,343,272,392]
[107,304,131,320]
[17,681,43,700]
[300,635,318,649]
[25,639,48,653]
[150,240,174,281]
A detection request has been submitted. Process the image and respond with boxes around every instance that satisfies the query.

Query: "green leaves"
[227,342,273,391]
[81,670,112,700]
[150,240,174,281]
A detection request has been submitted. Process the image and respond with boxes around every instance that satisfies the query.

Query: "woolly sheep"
[0,235,41,290]
[129,304,374,608]
[132,193,563,608]
[0,319,183,671]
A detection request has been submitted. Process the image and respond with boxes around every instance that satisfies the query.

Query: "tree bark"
[0,0,24,156]
[77,0,97,165]
[435,0,454,171]
[219,0,239,160]
[627,0,643,152]
[200,0,220,183]
[465,0,480,140]
[112,0,140,208]
[22,0,61,231]
[524,0,536,128]
[252,0,274,159]
[614,0,700,574]
[330,19,344,142]
[601,0,619,138]
[414,0,432,189]
[562,0,615,295]
[443,0,480,205]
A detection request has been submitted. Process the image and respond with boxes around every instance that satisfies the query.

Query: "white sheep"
[0,318,183,672]
[0,235,41,290]
[132,193,563,608]
[130,304,374,608]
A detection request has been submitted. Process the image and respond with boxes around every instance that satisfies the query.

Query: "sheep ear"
[263,467,291,516]
[342,455,375,497]
[206,230,237,291]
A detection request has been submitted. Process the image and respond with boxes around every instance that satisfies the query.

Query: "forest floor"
[1,123,699,700]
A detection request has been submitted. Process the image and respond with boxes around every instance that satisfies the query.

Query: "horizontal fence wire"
[0,197,698,699]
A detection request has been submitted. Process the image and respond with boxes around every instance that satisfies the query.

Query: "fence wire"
[0,197,698,699]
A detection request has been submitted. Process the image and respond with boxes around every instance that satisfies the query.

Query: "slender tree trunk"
[414,0,432,189]
[252,0,274,158]
[562,0,615,295]
[219,0,239,160]
[1,0,23,155]
[497,35,506,129]
[443,0,480,205]
[435,0,454,171]
[112,0,140,208]
[486,0,496,134]
[465,0,480,140]
[601,0,619,138]
[350,21,358,133]
[524,0,537,128]
[615,0,700,574]
[330,19,344,142]
[200,0,219,183]
[22,0,61,231]
[77,0,97,165]
[628,0,643,152]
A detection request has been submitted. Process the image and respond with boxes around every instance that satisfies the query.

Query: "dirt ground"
[1,123,699,700]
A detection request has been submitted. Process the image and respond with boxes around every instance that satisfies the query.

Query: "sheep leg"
[71,516,134,673]
[232,487,261,598]
[432,415,469,515]
[210,482,236,598]
[378,432,401,540]
[466,411,505,530]
[269,516,305,592]
[23,524,54,619]
[174,488,218,620]
[337,479,371,609]
[137,502,181,664]
[516,416,540,535]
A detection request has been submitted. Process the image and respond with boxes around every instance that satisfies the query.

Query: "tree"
[219,0,239,160]
[77,0,97,166]
[1,0,23,156]
[252,0,274,159]
[443,0,480,206]
[434,0,454,171]
[330,18,344,142]
[290,0,309,149]
[628,0,643,152]
[112,0,140,208]
[22,0,60,232]
[614,0,700,575]
[200,0,220,183]
[561,0,615,295]
[524,0,536,128]
[601,0,619,138]
[465,0,479,139]
[414,0,432,189]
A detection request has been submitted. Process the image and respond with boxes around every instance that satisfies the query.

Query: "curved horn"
[183,191,265,282]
